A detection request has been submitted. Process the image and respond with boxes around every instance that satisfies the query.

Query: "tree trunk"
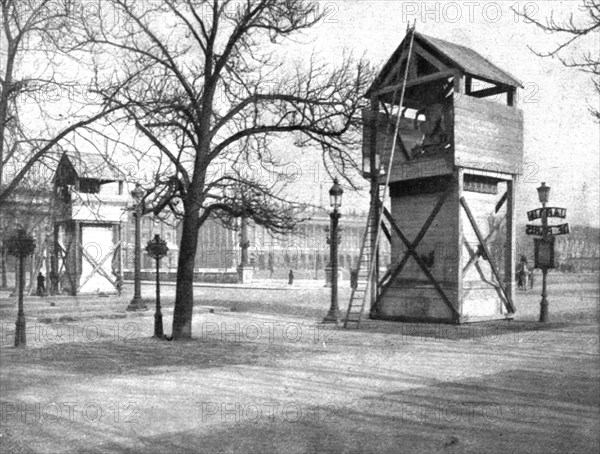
[172,207,201,339]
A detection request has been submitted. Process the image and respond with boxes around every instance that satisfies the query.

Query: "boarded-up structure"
[347,31,523,325]
[52,153,129,295]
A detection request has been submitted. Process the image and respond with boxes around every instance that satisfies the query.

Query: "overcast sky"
[291,0,599,226]
[7,1,598,227]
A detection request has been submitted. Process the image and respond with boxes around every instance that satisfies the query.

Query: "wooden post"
[369,97,380,314]
[504,178,516,315]
[456,168,464,319]
[50,223,59,295]
[507,88,515,107]
[75,222,81,294]
[453,70,465,94]
[465,76,472,95]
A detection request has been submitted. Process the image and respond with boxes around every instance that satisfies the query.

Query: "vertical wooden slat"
[504,179,516,313]
[369,97,380,313]
[453,70,464,94]
[507,88,515,107]
[456,168,464,318]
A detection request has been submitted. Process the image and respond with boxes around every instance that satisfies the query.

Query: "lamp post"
[323,178,343,324]
[237,216,253,283]
[537,182,551,323]
[127,183,147,311]
[7,228,36,347]
[146,234,169,338]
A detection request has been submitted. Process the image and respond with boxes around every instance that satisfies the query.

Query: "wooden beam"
[462,217,505,274]
[465,76,472,95]
[460,196,515,313]
[77,244,117,292]
[469,73,517,90]
[412,42,449,71]
[504,179,516,313]
[380,221,392,243]
[380,50,410,89]
[456,168,464,316]
[378,268,393,289]
[374,69,456,98]
[469,85,508,99]
[495,191,508,214]
[453,70,464,94]
[507,88,516,107]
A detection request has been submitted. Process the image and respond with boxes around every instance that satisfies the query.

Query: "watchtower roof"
[55,152,126,186]
[366,32,523,97]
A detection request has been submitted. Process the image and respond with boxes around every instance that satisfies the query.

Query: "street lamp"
[537,182,550,206]
[323,178,343,324]
[537,182,550,322]
[7,228,36,347]
[127,183,147,311]
[146,234,169,338]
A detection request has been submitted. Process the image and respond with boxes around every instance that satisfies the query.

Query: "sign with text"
[525,223,570,236]
[534,237,555,269]
[527,207,567,221]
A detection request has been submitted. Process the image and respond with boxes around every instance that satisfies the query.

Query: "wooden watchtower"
[52,153,128,295]
[345,31,523,325]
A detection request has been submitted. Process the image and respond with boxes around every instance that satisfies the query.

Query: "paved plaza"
[0,273,598,453]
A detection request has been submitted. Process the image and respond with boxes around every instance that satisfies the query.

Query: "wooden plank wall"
[362,109,453,183]
[454,96,524,175]
[378,182,459,321]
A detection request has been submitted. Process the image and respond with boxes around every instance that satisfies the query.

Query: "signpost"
[525,183,569,323]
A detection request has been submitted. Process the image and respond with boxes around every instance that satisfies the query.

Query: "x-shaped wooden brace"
[460,196,515,314]
[77,242,120,293]
[374,180,460,319]
[55,240,77,292]
[462,191,507,275]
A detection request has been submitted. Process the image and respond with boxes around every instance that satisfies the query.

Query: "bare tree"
[515,0,600,119]
[0,0,120,206]
[0,171,52,291]
[73,0,372,339]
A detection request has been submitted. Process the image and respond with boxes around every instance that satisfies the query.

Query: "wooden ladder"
[343,23,417,329]
[343,200,380,328]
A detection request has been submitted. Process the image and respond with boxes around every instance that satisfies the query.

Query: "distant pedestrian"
[36,272,46,296]
[288,269,294,285]
[529,268,534,289]
[350,269,358,290]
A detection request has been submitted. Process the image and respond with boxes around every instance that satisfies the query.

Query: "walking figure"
[529,268,534,289]
[350,269,358,290]
[288,269,294,285]
[517,255,529,291]
[36,272,46,296]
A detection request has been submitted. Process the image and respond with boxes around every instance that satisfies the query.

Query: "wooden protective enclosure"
[52,153,128,295]
[360,31,523,324]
